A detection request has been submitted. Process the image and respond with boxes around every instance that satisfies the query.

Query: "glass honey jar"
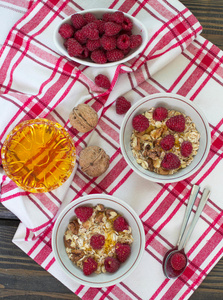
[1,118,76,193]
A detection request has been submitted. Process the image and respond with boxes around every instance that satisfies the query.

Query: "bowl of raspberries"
[54,8,148,67]
[120,93,211,183]
[52,194,145,287]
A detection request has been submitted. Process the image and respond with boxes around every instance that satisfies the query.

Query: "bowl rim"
[53,8,148,67]
[120,92,211,183]
[52,194,145,287]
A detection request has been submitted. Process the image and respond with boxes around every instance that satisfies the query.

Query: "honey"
[1,118,76,193]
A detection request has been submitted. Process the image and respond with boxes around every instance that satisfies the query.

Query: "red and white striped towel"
[1,1,223,299]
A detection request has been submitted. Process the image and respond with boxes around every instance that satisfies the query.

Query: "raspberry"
[122,16,133,31]
[153,107,168,121]
[170,253,187,271]
[110,11,124,24]
[78,47,89,59]
[130,34,142,49]
[84,12,97,23]
[115,243,131,263]
[104,22,122,36]
[75,206,93,222]
[83,257,97,275]
[58,23,74,39]
[102,13,112,22]
[106,49,124,62]
[132,115,150,132]
[90,234,105,249]
[117,34,130,50]
[94,20,105,35]
[95,74,111,89]
[104,257,120,273]
[71,14,87,30]
[91,49,107,64]
[67,38,83,57]
[161,153,181,170]
[181,141,193,157]
[100,35,116,51]
[166,115,186,132]
[82,23,99,40]
[122,48,130,56]
[113,216,129,232]
[74,30,87,44]
[86,39,101,51]
[160,134,175,151]
[116,96,131,114]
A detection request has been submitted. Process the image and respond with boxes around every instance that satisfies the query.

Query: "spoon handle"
[176,185,200,247]
[179,188,210,250]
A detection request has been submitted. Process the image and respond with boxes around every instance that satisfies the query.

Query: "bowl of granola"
[120,93,211,183]
[53,8,148,67]
[52,194,145,287]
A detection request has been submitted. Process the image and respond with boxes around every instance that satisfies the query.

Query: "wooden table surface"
[1,1,223,299]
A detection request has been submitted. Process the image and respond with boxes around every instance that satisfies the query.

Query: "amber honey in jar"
[1,118,76,193]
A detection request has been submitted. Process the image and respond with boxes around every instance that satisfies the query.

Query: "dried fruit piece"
[181,141,193,157]
[160,134,175,151]
[132,115,150,132]
[170,252,187,271]
[166,115,186,132]
[90,234,105,249]
[161,153,181,170]
[83,257,98,275]
[115,242,131,263]
[153,107,168,121]
[113,216,129,231]
[75,206,93,222]
[104,257,120,273]
[116,96,131,114]
[95,74,111,89]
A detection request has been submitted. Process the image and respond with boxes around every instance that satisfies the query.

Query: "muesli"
[64,204,133,275]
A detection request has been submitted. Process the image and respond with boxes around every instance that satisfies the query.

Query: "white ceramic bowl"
[52,194,145,287]
[120,93,211,183]
[53,8,148,67]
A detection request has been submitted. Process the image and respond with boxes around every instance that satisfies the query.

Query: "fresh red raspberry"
[83,257,98,275]
[104,257,120,273]
[78,47,90,59]
[122,16,133,31]
[166,115,186,132]
[161,153,181,170]
[94,19,105,35]
[84,12,97,23]
[106,49,124,62]
[71,14,87,30]
[170,253,187,271]
[75,206,93,222]
[117,34,130,50]
[181,141,193,157]
[122,48,130,56]
[102,13,112,22]
[110,11,125,24]
[90,234,105,250]
[115,243,131,263]
[160,134,175,151]
[116,96,131,114]
[58,23,74,39]
[130,34,142,49]
[74,30,87,44]
[100,35,116,51]
[91,49,107,64]
[82,23,99,40]
[95,74,111,89]
[104,22,122,36]
[153,107,168,121]
[132,114,150,132]
[113,216,129,232]
[86,39,101,51]
[67,38,83,57]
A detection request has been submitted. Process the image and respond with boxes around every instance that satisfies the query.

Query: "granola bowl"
[120,93,211,183]
[53,8,148,67]
[52,194,145,287]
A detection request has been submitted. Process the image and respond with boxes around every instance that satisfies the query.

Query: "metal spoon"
[163,188,210,279]
[162,185,200,277]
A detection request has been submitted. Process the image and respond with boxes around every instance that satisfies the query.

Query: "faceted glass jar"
[1,118,76,193]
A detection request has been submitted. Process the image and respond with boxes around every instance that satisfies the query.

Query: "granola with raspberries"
[131,107,200,175]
